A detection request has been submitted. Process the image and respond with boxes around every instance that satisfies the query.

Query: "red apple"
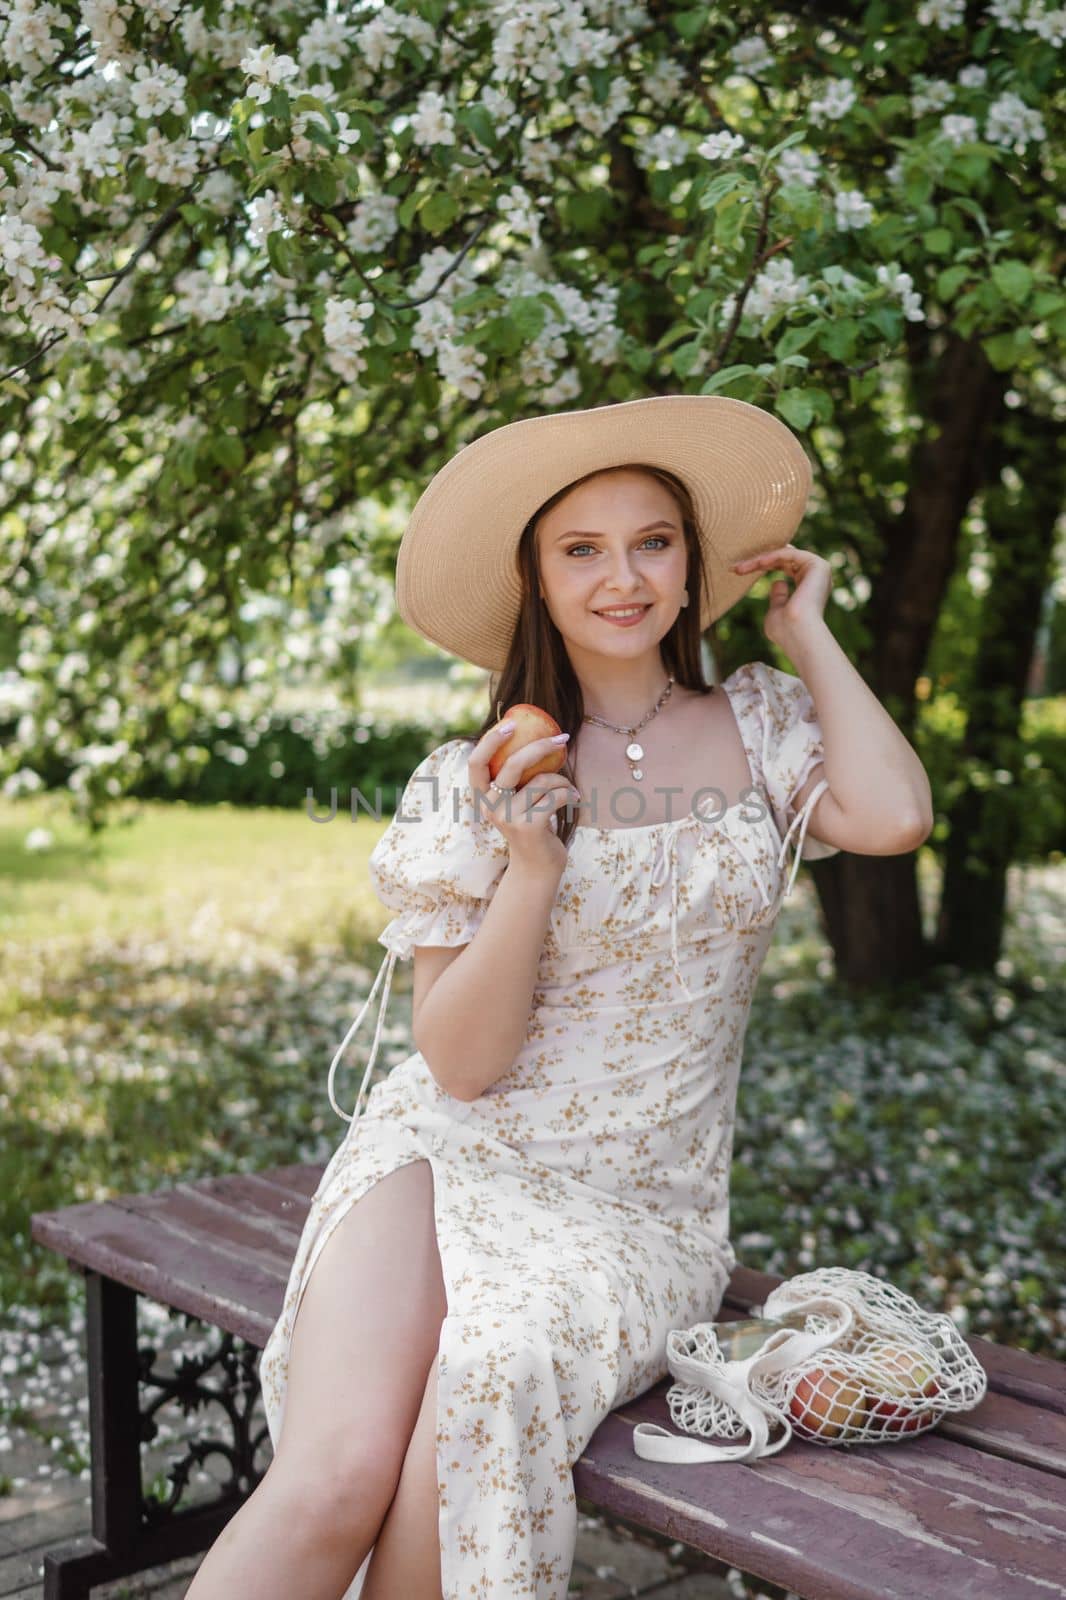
[864,1343,941,1435]
[787,1366,869,1441]
[488,703,568,789]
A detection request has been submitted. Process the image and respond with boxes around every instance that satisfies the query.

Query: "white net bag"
[632,1267,988,1465]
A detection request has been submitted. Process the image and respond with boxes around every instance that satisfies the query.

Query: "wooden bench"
[31,1164,1066,1600]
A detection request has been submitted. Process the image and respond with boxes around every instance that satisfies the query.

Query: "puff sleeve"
[368,737,510,960]
[744,660,840,896]
[328,738,509,1124]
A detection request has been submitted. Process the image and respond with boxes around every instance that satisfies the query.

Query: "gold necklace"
[581,675,675,783]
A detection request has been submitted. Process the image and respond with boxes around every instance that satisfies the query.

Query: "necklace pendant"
[626,741,644,762]
[631,767,643,781]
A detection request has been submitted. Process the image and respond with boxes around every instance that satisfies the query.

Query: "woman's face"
[535,469,689,657]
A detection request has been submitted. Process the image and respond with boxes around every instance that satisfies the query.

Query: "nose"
[603,553,643,593]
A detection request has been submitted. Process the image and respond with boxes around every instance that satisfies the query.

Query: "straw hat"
[396,393,812,672]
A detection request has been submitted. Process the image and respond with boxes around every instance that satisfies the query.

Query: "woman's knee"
[266,1429,408,1552]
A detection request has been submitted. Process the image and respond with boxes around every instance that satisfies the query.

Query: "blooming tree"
[0,0,1062,976]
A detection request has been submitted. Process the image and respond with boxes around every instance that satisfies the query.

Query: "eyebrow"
[554,519,678,542]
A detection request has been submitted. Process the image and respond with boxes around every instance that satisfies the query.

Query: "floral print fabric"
[259,661,839,1600]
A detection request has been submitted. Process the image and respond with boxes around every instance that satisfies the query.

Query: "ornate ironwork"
[138,1314,271,1525]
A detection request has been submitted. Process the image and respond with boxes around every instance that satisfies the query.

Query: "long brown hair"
[460,463,717,849]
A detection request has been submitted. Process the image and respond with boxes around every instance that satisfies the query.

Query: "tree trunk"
[934,407,1064,969]
[826,331,1010,987]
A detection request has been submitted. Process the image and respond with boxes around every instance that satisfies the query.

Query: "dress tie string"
[648,817,699,1002]
[327,945,398,1123]
[776,777,831,900]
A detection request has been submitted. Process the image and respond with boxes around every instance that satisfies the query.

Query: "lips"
[595,605,651,618]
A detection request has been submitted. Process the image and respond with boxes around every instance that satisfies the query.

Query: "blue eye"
[565,536,670,557]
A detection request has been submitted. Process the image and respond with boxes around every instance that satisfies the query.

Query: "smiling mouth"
[594,604,652,618]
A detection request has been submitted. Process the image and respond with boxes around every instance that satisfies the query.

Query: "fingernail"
[498,721,515,734]
[551,732,570,743]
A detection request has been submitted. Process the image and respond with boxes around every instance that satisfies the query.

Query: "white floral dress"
[259,660,840,1600]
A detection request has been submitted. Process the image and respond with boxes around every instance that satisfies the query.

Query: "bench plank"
[577,1409,1065,1600]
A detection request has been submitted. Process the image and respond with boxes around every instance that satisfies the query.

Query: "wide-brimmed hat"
[396,394,812,672]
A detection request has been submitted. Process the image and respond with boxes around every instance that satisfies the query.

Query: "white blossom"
[910,76,955,117]
[1023,3,1066,45]
[0,211,47,286]
[876,263,925,322]
[297,13,352,71]
[985,90,1046,149]
[719,257,813,328]
[938,113,979,146]
[0,0,65,75]
[410,89,455,146]
[498,184,545,243]
[729,35,774,76]
[248,189,285,246]
[958,64,988,87]
[641,55,686,106]
[345,192,400,254]
[776,147,822,187]
[571,75,631,136]
[24,827,54,852]
[128,62,188,119]
[985,0,1026,23]
[834,188,873,230]
[240,45,300,104]
[917,0,966,25]
[140,129,199,185]
[697,131,746,161]
[322,295,374,384]
[808,78,857,125]
[636,124,689,170]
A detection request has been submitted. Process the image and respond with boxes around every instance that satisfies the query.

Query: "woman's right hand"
[468,723,580,872]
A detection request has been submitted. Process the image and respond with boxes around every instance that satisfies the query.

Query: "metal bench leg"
[41,1273,254,1599]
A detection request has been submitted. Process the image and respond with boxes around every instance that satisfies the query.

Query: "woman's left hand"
[731,544,831,648]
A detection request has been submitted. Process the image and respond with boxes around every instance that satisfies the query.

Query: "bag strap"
[326,947,398,1123]
[632,1296,853,1465]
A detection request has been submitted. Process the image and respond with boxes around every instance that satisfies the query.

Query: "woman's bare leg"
[185,1158,447,1600]
[360,1357,443,1600]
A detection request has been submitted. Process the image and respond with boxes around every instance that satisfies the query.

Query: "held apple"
[864,1343,941,1434]
[787,1366,869,1441]
[489,704,568,788]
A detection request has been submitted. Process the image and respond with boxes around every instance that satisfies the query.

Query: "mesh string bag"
[632,1267,989,1465]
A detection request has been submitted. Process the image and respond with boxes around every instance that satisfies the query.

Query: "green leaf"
[699,173,743,211]
[713,196,747,249]
[211,434,246,472]
[303,167,337,208]
[265,232,295,276]
[672,340,705,378]
[671,6,708,39]
[991,260,1033,305]
[981,329,1031,371]
[420,191,458,234]
[820,319,859,362]
[923,227,954,255]
[774,389,814,429]
[563,190,609,231]
[936,265,970,300]
[459,103,497,150]
[397,190,423,229]
[775,323,820,359]
[700,364,755,395]
[508,295,547,339]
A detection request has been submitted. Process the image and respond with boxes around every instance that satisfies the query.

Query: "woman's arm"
[787,619,934,856]
[733,545,934,856]
[413,854,564,1102]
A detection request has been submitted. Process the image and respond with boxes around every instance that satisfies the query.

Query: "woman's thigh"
[273,1157,448,1500]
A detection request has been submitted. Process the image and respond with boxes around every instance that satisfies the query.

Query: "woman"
[185,394,933,1600]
